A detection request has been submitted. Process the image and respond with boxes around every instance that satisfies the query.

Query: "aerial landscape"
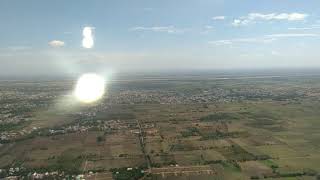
[1,0,320,179]
[1,72,320,179]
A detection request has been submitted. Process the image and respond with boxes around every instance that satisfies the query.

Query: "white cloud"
[267,33,319,38]
[232,13,308,27]
[48,40,65,48]
[208,40,233,45]
[288,27,314,30]
[130,26,185,34]
[248,13,308,21]
[212,16,225,20]
[209,33,319,46]
[200,26,214,34]
[288,25,320,30]
[209,37,276,46]
[232,19,250,27]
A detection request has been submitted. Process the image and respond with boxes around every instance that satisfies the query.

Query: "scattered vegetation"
[111,167,144,180]
[200,112,239,122]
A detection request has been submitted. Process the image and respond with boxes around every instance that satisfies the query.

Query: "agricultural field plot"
[239,161,274,178]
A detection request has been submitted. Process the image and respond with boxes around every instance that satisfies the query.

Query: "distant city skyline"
[1,0,320,76]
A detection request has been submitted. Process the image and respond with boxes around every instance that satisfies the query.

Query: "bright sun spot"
[74,73,105,103]
[82,27,94,49]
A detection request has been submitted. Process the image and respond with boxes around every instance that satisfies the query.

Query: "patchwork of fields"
[1,75,320,179]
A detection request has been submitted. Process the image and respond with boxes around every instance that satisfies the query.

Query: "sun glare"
[74,73,105,103]
[82,27,94,49]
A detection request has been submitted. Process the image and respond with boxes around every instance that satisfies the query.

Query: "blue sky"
[1,0,320,76]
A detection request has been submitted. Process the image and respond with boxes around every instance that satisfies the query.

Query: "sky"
[1,0,320,76]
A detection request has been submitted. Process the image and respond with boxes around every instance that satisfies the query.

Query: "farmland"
[0,73,320,179]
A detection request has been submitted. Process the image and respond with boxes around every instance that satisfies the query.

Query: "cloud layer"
[209,33,319,46]
[232,13,308,27]
[209,37,276,46]
[212,16,225,20]
[130,26,185,34]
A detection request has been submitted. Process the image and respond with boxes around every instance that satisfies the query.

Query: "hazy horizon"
[2,68,320,81]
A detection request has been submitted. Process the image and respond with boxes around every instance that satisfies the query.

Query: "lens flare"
[74,73,105,103]
[82,27,94,49]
